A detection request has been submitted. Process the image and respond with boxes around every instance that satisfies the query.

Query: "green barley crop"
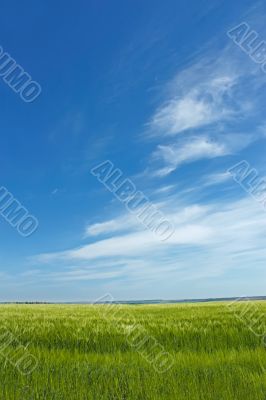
[0,302,265,399]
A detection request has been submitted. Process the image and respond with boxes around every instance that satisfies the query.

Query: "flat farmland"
[0,302,265,400]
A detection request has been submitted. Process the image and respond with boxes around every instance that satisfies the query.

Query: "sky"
[0,0,266,301]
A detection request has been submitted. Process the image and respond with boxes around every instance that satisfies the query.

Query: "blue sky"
[1,0,266,301]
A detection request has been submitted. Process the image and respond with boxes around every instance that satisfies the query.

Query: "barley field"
[0,302,265,400]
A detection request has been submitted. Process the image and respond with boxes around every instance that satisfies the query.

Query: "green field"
[0,301,265,399]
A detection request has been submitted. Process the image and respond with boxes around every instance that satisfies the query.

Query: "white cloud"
[153,184,176,194]
[147,66,241,137]
[84,212,146,238]
[152,134,252,176]
[143,50,260,178]
[32,196,266,290]
[201,171,232,187]
[85,218,127,237]
[37,223,212,264]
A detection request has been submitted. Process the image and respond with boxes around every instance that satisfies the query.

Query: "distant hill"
[2,296,266,305]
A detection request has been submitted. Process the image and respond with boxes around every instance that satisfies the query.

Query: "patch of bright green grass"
[0,302,265,399]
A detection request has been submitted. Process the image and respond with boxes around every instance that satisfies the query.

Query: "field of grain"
[0,302,265,399]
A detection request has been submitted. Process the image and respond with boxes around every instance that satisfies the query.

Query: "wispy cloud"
[38,223,212,263]
[152,133,253,177]
[84,214,140,238]
[201,171,232,187]
[148,75,238,137]
[31,196,266,289]
[139,43,266,181]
